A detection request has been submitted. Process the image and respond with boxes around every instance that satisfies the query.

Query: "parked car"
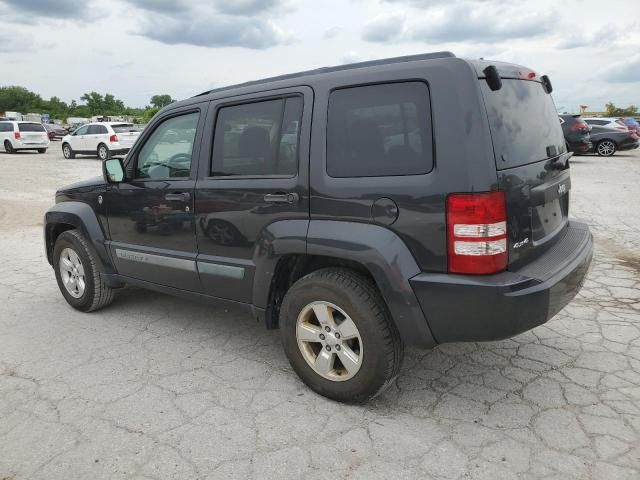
[44,52,592,402]
[583,117,640,156]
[620,117,640,136]
[43,123,68,141]
[559,114,592,154]
[61,122,141,160]
[0,121,49,153]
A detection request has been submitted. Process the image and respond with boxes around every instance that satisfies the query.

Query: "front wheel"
[280,268,404,403]
[97,143,110,160]
[53,230,115,312]
[596,140,617,157]
[38,148,47,154]
[4,140,14,154]
[62,143,75,159]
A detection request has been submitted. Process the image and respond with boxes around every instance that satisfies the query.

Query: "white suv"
[0,121,50,154]
[61,122,141,160]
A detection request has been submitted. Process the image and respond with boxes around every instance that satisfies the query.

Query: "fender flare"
[44,201,115,274]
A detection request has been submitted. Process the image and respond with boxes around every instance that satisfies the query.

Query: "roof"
[193,51,456,98]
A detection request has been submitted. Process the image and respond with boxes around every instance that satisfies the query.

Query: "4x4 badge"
[513,238,529,249]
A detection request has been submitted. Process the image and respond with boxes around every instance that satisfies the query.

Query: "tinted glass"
[136,112,199,179]
[88,125,108,134]
[75,125,89,135]
[0,122,11,132]
[212,96,302,176]
[111,123,136,133]
[585,119,607,126]
[18,123,45,132]
[480,79,565,169]
[327,82,433,178]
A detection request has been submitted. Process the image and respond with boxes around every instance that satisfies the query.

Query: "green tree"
[142,106,160,123]
[0,86,43,113]
[80,92,105,114]
[150,94,174,109]
[605,102,639,117]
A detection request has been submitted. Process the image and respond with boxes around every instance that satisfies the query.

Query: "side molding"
[306,220,437,348]
[44,201,115,274]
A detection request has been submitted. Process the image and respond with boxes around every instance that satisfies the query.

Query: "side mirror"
[103,158,125,183]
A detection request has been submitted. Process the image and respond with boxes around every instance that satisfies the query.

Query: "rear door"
[478,76,570,267]
[87,124,109,151]
[111,123,140,148]
[194,87,311,303]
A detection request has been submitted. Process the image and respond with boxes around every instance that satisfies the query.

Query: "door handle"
[165,192,190,202]
[264,192,299,204]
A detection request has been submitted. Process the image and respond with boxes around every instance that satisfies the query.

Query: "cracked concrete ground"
[1,147,639,480]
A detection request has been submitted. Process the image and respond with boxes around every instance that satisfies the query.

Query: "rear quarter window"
[326,82,433,178]
[18,123,45,132]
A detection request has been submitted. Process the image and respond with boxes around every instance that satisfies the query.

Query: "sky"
[0,0,638,112]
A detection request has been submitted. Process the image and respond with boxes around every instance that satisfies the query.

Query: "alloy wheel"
[597,141,615,156]
[58,247,86,298]
[296,301,363,381]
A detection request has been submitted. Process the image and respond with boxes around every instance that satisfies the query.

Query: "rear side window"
[18,123,45,132]
[88,125,108,134]
[585,119,607,126]
[211,96,303,177]
[327,82,433,178]
[0,123,12,132]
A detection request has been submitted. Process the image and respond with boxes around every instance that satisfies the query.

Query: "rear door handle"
[165,192,190,202]
[264,192,299,204]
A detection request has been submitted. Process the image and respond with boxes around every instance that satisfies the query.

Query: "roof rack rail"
[193,51,455,98]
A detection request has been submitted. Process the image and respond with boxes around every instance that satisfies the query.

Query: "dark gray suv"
[44,52,593,402]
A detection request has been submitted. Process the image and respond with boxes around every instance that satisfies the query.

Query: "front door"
[70,124,90,151]
[194,87,312,303]
[104,107,206,291]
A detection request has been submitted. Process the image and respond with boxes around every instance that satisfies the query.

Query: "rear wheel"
[596,140,616,157]
[38,148,47,154]
[53,230,115,312]
[62,143,75,159]
[97,143,110,160]
[280,268,404,403]
[4,140,14,154]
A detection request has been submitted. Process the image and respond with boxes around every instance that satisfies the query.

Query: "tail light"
[447,191,508,275]
[109,134,118,143]
[14,131,20,140]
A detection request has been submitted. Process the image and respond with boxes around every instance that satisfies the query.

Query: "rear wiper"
[545,151,572,171]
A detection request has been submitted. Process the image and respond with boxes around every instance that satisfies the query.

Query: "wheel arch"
[44,201,115,274]
[254,219,436,348]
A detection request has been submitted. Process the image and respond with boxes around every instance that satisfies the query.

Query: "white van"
[0,121,50,154]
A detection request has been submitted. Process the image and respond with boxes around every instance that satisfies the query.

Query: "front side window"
[211,96,303,177]
[135,112,199,179]
[327,82,433,178]
[75,125,89,136]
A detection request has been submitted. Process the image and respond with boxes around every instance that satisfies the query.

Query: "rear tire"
[53,230,115,312]
[280,267,404,403]
[62,143,75,159]
[596,140,616,157]
[4,140,14,154]
[97,143,110,160]
[38,148,47,154]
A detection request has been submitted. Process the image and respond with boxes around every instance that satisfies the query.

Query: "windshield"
[480,79,565,170]
[18,123,46,132]
[111,123,136,133]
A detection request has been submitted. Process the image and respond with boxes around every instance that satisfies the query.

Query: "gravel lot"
[1,145,639,480]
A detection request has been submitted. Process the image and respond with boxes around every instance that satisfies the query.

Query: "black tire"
[62,143,75,159]
[53,230,115,312]
[280,267,404,403]
[4,140,14,154]
[38,148,47,154]
[97,143,110,160]
[596,140,617,157]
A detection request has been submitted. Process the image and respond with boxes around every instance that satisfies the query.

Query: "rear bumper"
[567,140,593,154]
[109,147,130,155]
[410,221,592,344]
[619,140,639,151]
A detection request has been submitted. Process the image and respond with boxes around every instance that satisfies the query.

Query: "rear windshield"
[111,124,136,133]
[480,79,565,170]
[18,123,46,132]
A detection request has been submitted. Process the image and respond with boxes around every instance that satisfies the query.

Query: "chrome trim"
[115,248,196,272]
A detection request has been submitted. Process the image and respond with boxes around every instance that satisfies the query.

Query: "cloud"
[324,26,343,39]
[363,4,557,44]
[0,30,34,52]
[362,14,405,42]
[0,0,98,22]
[604,57,640,83]
[125,0,293,49]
